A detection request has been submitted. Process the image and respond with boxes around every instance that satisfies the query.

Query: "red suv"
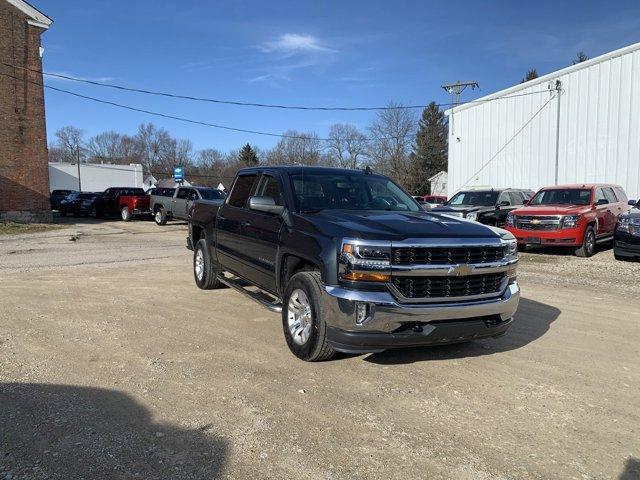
[505,184,630,257]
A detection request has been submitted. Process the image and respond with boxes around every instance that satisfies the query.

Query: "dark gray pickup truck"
[151,186,226,225]
[188,166,520,361]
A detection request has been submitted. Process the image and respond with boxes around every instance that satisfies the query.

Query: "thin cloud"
[259,33,337,55]
[47,71,114,83]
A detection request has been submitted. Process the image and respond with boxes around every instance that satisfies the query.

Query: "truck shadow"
[364,297,559,364]
[619,457,640,479]
[0,383,227,479]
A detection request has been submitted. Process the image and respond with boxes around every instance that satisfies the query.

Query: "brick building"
[0,0,52,222]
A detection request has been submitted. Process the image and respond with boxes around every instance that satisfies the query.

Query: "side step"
[218,275,283,313]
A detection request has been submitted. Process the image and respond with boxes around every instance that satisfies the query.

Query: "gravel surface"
[1,218,639,479]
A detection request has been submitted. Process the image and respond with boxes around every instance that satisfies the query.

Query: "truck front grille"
[392,273,505,299]
[515,215,560,231]
[392,246,504,265]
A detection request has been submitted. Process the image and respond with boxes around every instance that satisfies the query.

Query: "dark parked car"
[50,189,75,210]
[614,199,640,260]
[59,192,99,217]
[188,166,520,361]
[431,188,534,227]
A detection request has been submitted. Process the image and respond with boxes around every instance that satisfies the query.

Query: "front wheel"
[121,206,131,222]
[575,226,596,257]
[282,272,335,362]
[194,238,221,289]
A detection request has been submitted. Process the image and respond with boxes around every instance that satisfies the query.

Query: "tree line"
[521,51,588,83]
[48,101,449,194]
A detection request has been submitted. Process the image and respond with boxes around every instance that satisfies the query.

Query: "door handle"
[241,221,252,228]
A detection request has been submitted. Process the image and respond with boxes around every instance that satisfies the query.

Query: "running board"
[595,235,613,244]
[218,275,283,313]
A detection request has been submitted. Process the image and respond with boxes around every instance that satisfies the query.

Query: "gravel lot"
[1,218,639,479]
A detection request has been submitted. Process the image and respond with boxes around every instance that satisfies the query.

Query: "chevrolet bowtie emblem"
[531,219,541,225]
[448,264,475,276]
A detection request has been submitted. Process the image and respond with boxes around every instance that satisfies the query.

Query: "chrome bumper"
[322,282,520,333]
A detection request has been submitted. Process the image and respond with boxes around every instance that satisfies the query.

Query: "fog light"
[355,302,371,325]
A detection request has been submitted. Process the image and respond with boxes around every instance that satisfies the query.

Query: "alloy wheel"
[287,289,313,345]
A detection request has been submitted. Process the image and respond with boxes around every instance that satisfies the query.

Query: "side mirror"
[596,198,608,206]
[249,196,285,215]
[628,199,637,206]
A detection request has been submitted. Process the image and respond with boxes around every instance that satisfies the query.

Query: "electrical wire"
[458,94,556,189]
[0,71,422,142]
[3,62,552,112]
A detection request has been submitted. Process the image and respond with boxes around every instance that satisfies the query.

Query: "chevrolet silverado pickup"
[187,166,520,361]
[151,186,226,225]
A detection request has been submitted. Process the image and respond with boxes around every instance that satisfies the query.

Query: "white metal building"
[49,163,144,192]
[446,42,640,200]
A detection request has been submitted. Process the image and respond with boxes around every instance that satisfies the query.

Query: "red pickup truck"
[91,187,151,221]
[505,184,630,257]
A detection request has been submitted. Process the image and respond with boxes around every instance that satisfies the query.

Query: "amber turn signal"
[341,272,390,282]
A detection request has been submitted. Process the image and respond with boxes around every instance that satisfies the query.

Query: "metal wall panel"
[446,43,640,200]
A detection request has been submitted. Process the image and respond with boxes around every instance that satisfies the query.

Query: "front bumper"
[506,226,582,246]
[322,282,520,353]
[614,235,640,258]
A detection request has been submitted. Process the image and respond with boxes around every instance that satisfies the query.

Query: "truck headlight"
[339,240,391,282]
[466,212,478,221]
[617,217,640,236]
[561,215,580,229]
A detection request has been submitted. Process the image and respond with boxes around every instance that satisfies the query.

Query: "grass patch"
[0,221,64,236]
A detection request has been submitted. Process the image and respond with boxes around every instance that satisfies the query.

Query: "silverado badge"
[448,264,475,276]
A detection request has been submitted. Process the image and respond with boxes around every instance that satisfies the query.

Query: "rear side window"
[613,187,628,203]
[255,175,284,205]
[176,188,190,199]
[603,187,617,204]
[228,174,258,208]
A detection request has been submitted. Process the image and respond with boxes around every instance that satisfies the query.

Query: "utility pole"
[553,79,563,185]
[75,144,82,192]
[441,80,480,136]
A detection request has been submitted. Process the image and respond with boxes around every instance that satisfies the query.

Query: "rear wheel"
[154,207,167,225]
[121,206,131,222]
[282,271,335,362]
[194,238,221,289]
[575,226,596,257]
[92,207,102,219]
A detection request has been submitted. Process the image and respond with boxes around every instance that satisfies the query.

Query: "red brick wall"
[0,0,52,222]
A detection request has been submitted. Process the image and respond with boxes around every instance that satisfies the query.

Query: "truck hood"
[512,205,592,216]
[297,210,503,241]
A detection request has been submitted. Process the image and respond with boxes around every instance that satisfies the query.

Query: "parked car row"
[51,185,227,223]
[429,183,637,260]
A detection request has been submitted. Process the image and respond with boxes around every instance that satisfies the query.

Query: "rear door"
[101,188,118,215]
[172,187,190,219]
[216,173,260,280]
[237,173,286,292]
[594,187,611,235]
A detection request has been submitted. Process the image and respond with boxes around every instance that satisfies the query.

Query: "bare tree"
[266,131,323,165]
[367,103,416,187]
[326,123,368,169]
[86,131,140,164]
[50,126,86,163]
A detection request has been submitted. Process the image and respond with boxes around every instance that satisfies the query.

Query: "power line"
[3,62,551,112]
[3,71,439,143]
[459,94,556,189]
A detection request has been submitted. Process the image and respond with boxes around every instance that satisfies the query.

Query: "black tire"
[154,207,168,225]
[575,226,596,257]
[92,207,102,219]
[193,238,221,290]
[518,243,527,252]
[121,206,131,222]
[282,271,335,362]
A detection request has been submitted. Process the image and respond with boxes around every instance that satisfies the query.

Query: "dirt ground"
[1,217,639,480]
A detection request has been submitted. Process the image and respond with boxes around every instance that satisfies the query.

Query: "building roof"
[446,41,640,116]
[5,0,52,28]
[428,171,447,181]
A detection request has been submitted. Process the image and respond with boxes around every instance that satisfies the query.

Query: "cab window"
[255,175,284,206]
[595,188,608,204]
[603,188,617,204]
[176,188,190,200]
[497,192,512,206]
[228,174,258,208]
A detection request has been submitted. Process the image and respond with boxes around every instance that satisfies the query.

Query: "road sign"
[173,166,184,182]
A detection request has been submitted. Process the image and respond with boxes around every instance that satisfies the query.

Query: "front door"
[594,188,611,236]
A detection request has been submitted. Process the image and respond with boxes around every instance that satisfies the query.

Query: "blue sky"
[39,0,640,153]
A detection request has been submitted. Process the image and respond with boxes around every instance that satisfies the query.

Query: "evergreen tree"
[410,101,448,194]
[572,51,588,65]
[238,143,259,166]
[521,68,539,83]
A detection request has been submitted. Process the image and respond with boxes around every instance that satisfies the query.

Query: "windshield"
[198,189,226,200]
[447,191,498,207]
[290,172,420,213]
[529,189,592,206]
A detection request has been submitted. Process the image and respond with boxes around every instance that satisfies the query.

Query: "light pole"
[75,144,82,192]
